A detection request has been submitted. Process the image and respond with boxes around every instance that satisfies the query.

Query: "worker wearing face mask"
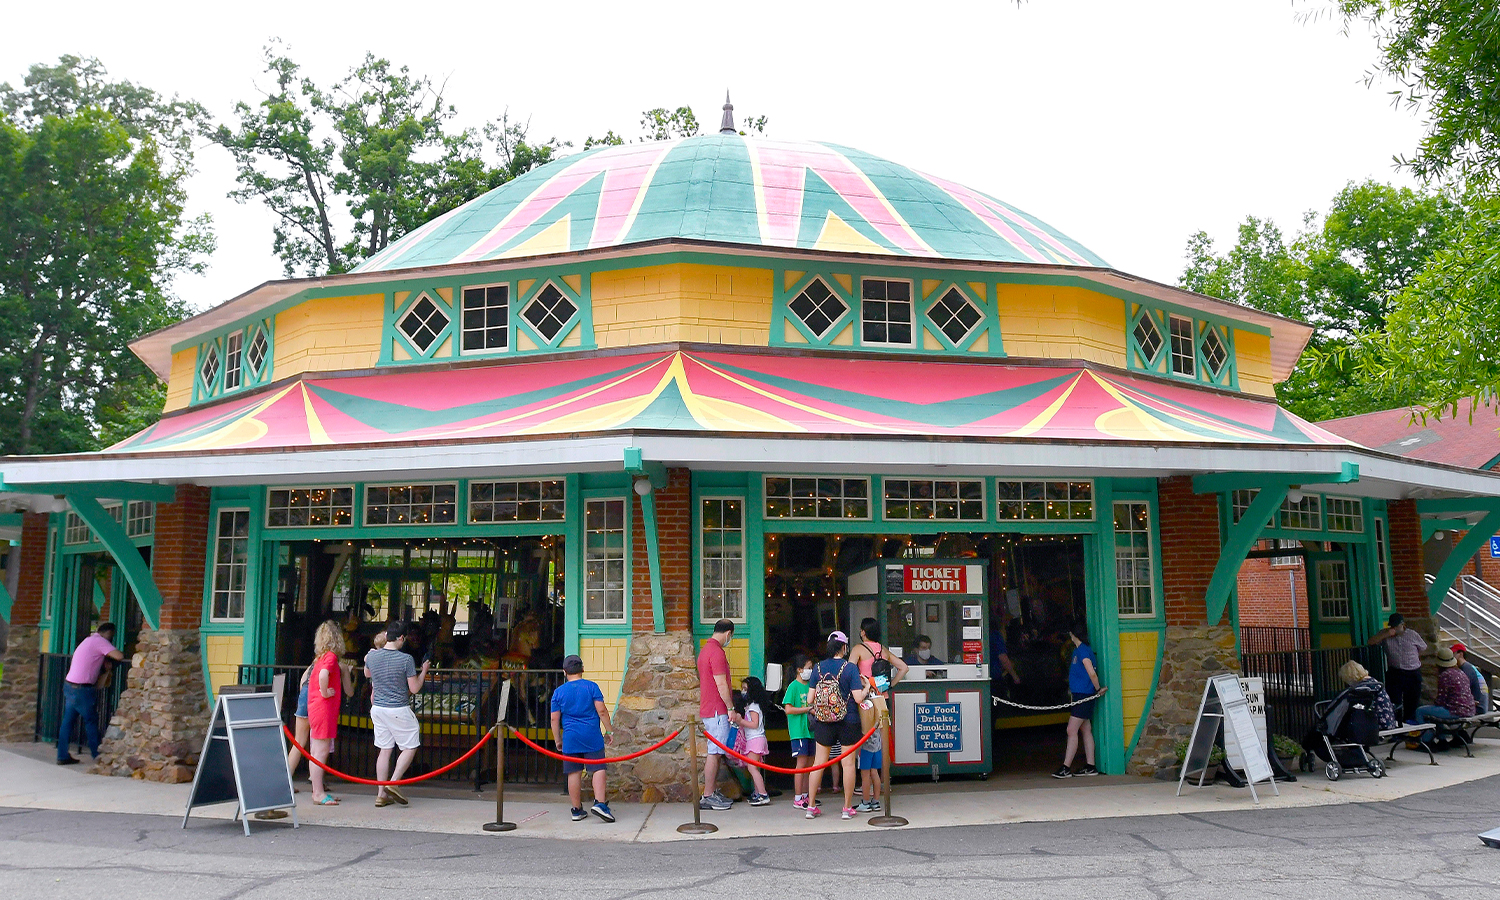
[902,635,947,666]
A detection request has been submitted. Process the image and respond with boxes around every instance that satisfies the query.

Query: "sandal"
[312,795,340,806]
[385,786,408,805]
[375,795,393,808]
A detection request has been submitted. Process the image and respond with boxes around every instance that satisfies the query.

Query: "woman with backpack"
[805,631,869,821]
[848,617,909,695]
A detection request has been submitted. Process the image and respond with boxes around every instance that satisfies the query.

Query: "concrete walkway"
[6,738,1500,842]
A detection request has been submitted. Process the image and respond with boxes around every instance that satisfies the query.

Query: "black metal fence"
[34,653,133,748]
[1240,645,1387,742]
[1239,626,1312,655]
[236,663,565,788]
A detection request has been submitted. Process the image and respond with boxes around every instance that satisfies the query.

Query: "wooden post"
[677,724,717,835]
[869,714,907,827]
[482,724,516,832]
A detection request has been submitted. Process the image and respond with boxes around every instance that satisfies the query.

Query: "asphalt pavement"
[2,774,1499,899]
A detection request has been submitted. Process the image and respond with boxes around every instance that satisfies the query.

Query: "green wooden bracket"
[0,477,174,504]
[0,578,12,622]
[622,447,667,488]
[1414,497,1500,515]
[68,495,163,630]
[0,513,23,528]
[1204,485,1289,625]
[639,489,666,634]
[1426,507,1500,615]
[1191,462,1358,495]
[1423,518,1469,540]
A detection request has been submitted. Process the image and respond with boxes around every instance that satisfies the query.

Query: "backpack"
[810,661,851,724]
[867,643,892,692]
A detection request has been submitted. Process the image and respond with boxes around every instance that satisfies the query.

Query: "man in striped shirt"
[364,621,430,807]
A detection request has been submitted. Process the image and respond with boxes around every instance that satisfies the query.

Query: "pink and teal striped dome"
[355,135,1108,273]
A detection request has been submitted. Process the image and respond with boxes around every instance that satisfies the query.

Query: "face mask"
[917,649,932,661]
[799,669,812,682]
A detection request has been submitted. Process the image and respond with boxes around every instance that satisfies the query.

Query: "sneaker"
[1075,764,1099,776]
[841,806,858,819]
[56,757,80,766]
[1051,766,1073,779]
[590,802,615,823]
[699,792,733,811]
[805,805,821,819]
[792,795,809,810]
[857,799,881,812]
[749,793,771,807]
[570,807,587,821]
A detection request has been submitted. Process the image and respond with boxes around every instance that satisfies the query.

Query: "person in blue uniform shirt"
[903,635,946,666]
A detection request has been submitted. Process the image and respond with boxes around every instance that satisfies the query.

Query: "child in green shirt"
[782,653,815,809]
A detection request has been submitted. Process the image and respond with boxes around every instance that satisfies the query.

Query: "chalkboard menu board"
[1176,674,1278,805]
[182,692,298,836]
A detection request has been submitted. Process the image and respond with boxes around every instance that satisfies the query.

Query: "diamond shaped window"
[398,294,449,353]
[928,287,983,344]
[1133,313,1163,364]
[1201,326,1229,377]
[246,328,269,376]
[788,278,848,338]
[199,343,220,389]
[522,283,578,342]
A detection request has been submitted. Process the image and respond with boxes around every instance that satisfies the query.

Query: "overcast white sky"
[3,1,1425,313]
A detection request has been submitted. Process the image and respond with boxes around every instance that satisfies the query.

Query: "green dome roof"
[355,134,1108,273]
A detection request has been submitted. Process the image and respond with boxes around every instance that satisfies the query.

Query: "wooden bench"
[1378,723,1438,765]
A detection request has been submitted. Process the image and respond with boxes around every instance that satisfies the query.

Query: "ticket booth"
[846,559,992,779]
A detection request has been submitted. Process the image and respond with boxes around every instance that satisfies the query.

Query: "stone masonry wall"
[607,631,698,803]
[1127,625,1240,777]
[0,625,41,743]
[93,629,208,782]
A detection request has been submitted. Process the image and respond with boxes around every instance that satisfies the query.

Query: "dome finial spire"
[719,91,736,135]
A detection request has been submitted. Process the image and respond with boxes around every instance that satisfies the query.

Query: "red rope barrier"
[509,726,685,765]
[283,724,493,786]
[702,722,880,774]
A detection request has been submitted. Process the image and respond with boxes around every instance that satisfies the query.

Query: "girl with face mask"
[781,653,816,809]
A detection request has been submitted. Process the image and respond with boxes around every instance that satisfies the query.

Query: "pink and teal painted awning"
[353,135,1109,273]
[109,350,1350,455]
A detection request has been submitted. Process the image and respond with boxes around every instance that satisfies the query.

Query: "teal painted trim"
[1191,463,1359,495]
[515,277,587,352]
[1082,479,1125,773]
[1124,300,1243,389]
[744,476,765,679]
[640,488,665,633]
[578,486,633,632]
[0,480,175,503]
[0,513,22,528]
[773,270,856,345]
[0,577,12,621]
[241,486,270,665]
[191,335,222,405]
[1423,518,1468,540]
[1112,487,1166,625]
[1428,509,1500,614]
[1415,497,1500,515]
[564,474,582,655]
[68,495,162,630]
[1206,486,1288,626]
[917,279,1002,355]
[1006,272,1273,338]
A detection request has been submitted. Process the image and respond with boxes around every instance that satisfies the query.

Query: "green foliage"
[585,103,768,149]
[0,56,211,455]
[210,44,566,276]
[1179,180,1458,421]
[1271,733,1304,758]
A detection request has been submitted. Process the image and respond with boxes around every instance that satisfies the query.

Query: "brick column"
[629,467,692,633]
[1385,498,1439,702]
[1129,476,1241,777]
[95,485,211,782]
[0,513,51,741]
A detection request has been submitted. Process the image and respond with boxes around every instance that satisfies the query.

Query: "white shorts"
[371,705,420,751]
[703,714,730,756]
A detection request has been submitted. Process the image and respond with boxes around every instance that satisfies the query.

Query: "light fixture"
[1286,487,1305,504]
[1434,530,1446,541]
[633,476,652,496]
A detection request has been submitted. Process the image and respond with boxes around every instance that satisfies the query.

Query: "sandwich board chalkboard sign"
[1176,673,1278,804]
[182,692,297,835]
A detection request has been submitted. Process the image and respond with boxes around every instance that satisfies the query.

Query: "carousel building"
[5,104,1500,788]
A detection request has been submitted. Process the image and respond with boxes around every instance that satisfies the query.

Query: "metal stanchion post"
[483,724,516,832]
[677,724,717,835]
[868,715,907,828]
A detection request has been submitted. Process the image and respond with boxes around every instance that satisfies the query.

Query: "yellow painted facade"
[1118,630,1160,746]
[204,633,245,698]
[698,637,750,684]
[1234,330,1275,397]
[163,348,198,413]
[1318,632,1353,650]
[591,263,774,348]
[272,294,384,381]
[997,284,1128,367]
[580,636,630,713]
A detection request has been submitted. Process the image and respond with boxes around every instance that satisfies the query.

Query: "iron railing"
[1240,645,1387,742]
[34,653,133,748]
[1239,626,1312,655]
[236,663,565,788]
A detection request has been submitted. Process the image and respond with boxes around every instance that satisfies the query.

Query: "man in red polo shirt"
[58,623,125,765]
[697,619,735,810]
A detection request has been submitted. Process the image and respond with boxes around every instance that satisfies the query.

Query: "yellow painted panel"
[967,282,987,302]
[702,637,751,684]
[38,629,49,652]
[580,636,630,714]
[163,347,198,412]
[785,271,804,291]
[590,263,773,349]
[832,273,852,293]
[922,279,942,298]
[204,634,244,698]
[995,284,1127,368]
[1319,632,1352,650]
[831,323,854,347]
[969,331,990,354]
[561,324,582,347]
[1235,330,1275,396]
[783,320,808,344]
[923,328,943,351]
[436,287,453,304]
[517,330,538,352]
[563,274,582,293]
[272,293,383,381]
[519,279,536,297]
[1118,630,1159,744]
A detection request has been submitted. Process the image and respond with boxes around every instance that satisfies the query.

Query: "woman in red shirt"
[307,620,354,805]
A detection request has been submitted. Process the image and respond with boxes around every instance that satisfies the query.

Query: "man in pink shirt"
[58,623,124,765]
[697,619,735,810]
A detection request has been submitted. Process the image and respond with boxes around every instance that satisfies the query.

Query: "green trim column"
[68,496,164,630]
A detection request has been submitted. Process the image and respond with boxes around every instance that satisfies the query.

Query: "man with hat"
[549,653,615,822]
[1451,642,1491,714]
[364,620,430,806]
[1412,645,1476,750]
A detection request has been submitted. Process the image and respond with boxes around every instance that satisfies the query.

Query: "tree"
[585,102,768,149]
[1179,181,1457,421]
[0,56,212,455]
[211,44,565,276]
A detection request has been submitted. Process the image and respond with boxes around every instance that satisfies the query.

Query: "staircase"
[1429,573,1500,708]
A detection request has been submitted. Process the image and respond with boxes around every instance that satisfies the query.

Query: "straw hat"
[1435,646,1459,668]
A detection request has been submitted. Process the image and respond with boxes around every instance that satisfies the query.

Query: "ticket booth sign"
[901,565,984,594]
[913,702,964,753]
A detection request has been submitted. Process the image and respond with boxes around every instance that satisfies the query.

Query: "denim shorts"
[295,682,310,718]
[703,714,730,756]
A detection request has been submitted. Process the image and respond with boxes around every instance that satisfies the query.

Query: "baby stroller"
[1302,683,1386,781]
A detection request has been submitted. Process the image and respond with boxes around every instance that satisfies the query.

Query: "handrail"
[1430,574,1500,662]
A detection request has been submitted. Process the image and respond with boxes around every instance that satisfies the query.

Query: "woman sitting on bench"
[1412,646,1476,750]
[1339,660,1399,730]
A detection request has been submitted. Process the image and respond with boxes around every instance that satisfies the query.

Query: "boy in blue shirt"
[549,654,615,822]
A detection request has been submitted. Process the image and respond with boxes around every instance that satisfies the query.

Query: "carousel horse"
[499,613,547,726]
